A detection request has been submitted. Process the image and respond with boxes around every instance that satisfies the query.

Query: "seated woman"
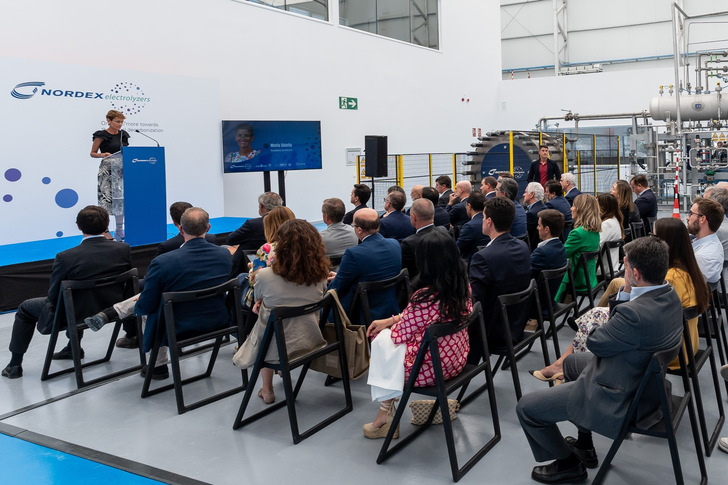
[611,179,641,238]
[240,206,295,307]
[532,216,710,381]
[553,194,601,302]
[233,219,330,404]
[597,193,623,273]
[363,230,471,439]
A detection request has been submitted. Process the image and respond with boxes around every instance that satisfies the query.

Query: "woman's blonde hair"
[573,193,601,232]
[263,206,296,242]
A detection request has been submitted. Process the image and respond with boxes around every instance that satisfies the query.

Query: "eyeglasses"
[688,210,704,218]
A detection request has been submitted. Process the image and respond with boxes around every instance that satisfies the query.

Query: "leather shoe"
[532,460,587,484]
[116,335,139,349]
[565,436,598,468]
[52,346,84,360]
[140,364,170,380]
[2,365,22,379]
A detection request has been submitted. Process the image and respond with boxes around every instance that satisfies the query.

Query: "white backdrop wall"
[0,0,500,229]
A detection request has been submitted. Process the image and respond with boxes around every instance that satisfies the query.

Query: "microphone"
[134,129,160,147]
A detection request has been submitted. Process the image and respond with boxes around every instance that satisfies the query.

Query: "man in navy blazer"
[469,197,531,362]
[561,172,581,206]
[631,174,657,230]
[524,182,547,250]
[422,186,451,228]
[480,176,498,199]
[3,206,132,379]
[457,192,490,263]
[343,184,371,225]
[402,199,449,277]
[135,208,232,372]
[530,210,567,275]
[446,180,473,228]
[545,180,573,239]
[226,192,282,248]
[328,208,402,324]
[157,201,217,256]
[497,178,527,238]
[435,175,453,208]
[379,191,415,241]
[517,237,682,483]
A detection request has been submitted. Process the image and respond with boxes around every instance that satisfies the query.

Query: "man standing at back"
[343,184,371,225]
[319,197,358,256]
[3,206,131,379]
[328,208,402,323]
[226,192,282,249]
[630,174,657,231]
[135,207,232,378]
[528,144,562,187]
[469,197,531,363]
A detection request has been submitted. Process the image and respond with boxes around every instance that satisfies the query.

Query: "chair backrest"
[496,279,540,346]
[577,250,604,293]
[328,253,345,268]
[419,301,488,367]
[630,221,646,239]
[516,232,530,248]
[58,268,139,328]
[601,239,624,281]
[537,262,577,314]
[646,216,657,234]
[161,278,241,343]
[348,268,412,325]
[560,220,573,242]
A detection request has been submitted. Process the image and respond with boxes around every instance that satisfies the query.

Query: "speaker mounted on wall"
[365,135,388,178]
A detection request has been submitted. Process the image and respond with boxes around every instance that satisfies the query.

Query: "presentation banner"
[0,57,222,246]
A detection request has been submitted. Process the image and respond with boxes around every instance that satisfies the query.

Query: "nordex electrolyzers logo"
[10,81,151,115]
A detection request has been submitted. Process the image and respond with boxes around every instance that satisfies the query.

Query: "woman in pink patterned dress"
[363,230,471,439]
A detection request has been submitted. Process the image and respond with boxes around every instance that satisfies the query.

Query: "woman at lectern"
[224,123,260,170]
[91,109,130,241]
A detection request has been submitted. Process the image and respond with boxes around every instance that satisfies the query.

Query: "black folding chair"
[376,302,500,482]
[667,306,725,456]
[647,216,658,234]
[536,263,578,357]
[41,268,145,388]
[630,221,647,239]
[348,268,412,326]
[560,220,573,243]
[516,232,530,248]
[600,239,625,282]
[140,278,248,414]
[592,340,707,485]
[574,250,607,318]
[232,292,352,444]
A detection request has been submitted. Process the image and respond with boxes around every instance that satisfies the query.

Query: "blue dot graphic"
[3,194,12,202]
[55,189,79,208]
[42,177,51,184]
[5,168,21,182]
[56,231,64,237]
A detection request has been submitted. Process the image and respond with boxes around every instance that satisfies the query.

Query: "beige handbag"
[409,399,460,425]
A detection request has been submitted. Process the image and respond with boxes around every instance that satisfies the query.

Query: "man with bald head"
[401,198,448,277]
[328,208,402,323]
[446,180,473,228]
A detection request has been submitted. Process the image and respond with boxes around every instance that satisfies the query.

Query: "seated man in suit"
[456,191,489,263]
[319,197,358,256]
[3,206,132,379]
[133,207,233,379]
[379,191,415,241]
[343,184,371,225]
[630,174,657,231]
[421,186,451,228]
[544,180,572,240]
[530,209,567,276]
[157,201,217,256]
[469,197,531,362]
[226,192,282,249]
[516,236,683,483]
[435,174,453,208]
[446,180,473,228]
[401,198,449,277]
[497,177,527,238]
[561,172,581,206]
[328,208,402,324]
[524,182,547,251]
[481,176,498,199]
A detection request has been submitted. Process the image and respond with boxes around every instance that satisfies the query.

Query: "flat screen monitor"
[222,120,322,173]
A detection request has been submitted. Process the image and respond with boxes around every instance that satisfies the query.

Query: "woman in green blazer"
[554,194,601,302]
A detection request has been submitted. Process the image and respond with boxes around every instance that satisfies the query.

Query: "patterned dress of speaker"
[92,129,129,216]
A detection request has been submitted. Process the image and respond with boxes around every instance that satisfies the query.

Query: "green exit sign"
[339,97,358,110]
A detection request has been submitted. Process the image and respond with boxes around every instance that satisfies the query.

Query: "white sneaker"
[719,437,728,454]
[721,364,728,383]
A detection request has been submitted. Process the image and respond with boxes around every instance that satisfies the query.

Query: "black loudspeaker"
[365,135,388,178]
